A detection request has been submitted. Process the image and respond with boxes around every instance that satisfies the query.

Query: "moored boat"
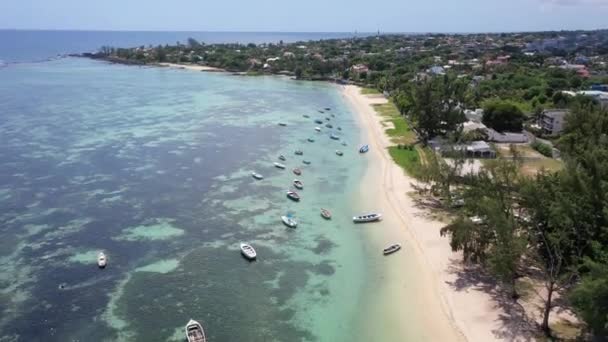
[353,213,382,223]
[307,137,315,142]
[325,107,331,111]
[97,252,107,268]
[278,155,286,161]
[293,168,302,175]
[359,144,369,153]
[315,127,321,132]
[274,162,286,169]
[278,122,287,126]
[315,119,324,124]
[286,190,300,201]
[240,243,257,260]
[336,150,343,156]
[295,150,303,155]
[337,127,342,131]
[185,319,207,342]
[321,208,332,220]
[330,134,340,140]
[318,110,324,113]
[383,243,402,255]
[325,123,333,129]
[302,160,311,165]
[251,172,264,180]
[303,114,310,118]
[282,215,297,228]
[293,179,303,189]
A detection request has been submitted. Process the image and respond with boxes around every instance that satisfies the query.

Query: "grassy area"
[388,146,421,177]
[360,87,381,95]
[372,102,417,145]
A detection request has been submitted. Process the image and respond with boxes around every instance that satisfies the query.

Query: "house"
[350,64,369,75]
[429,138,496,159]
[486,129,529,143]
[540,109,568,136]
[427,66,446,75]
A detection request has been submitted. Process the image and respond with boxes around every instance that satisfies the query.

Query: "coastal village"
[84,30,608,341]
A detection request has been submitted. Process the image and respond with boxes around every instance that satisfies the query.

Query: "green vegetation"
[482,99,525,132]
[361,87,381,95]
[388,146,421,177]
[531,140,553,157]
[372,102,416,144]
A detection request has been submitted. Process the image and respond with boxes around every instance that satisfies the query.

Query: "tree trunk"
[541,281,555,336]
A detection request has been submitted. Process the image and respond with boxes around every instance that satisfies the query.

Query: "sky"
[1,0,607,33]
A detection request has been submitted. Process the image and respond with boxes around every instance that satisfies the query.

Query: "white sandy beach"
[341,85,530,342]
[156,62,224,72]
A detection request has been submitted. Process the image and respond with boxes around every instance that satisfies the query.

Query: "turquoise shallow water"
[0,58,370,341]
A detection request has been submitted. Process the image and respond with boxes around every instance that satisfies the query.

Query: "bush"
[531,141,553,157]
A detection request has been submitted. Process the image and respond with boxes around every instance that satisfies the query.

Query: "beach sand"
[342,84,519,341]
[157,62,224,72]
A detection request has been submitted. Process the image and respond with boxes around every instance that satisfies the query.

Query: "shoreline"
[341,84,517,341]
[155,62,225,72]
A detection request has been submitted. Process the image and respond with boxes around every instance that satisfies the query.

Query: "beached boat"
[315,119,324,124]
[278,155,286,161]
[383,243,401,255]
[293,179,303,189]
[359,144,369,153]
[321,208,332,220]
[278,122,287,126]
[325,123,333,129]
[353,213,382,223]
[97,252,107,268]
[282,215,298,228]
[251,172,264,180]
[330,134,340,140]
[315,127,321,132]
[274,162,286,169]
[295,150,303,155]
[336,150,343,156]
[286,190,300,201]
[293,168,302,175]
[185,319,207,342]
[302,160,311,165]
[240,243,257,260]
[307,137,315,142]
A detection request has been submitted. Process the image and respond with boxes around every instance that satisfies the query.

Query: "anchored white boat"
[286,190,301,201]
[336,150,343,156]
[359,144,369,153]
[185,319,207,342]
[282,215,297,228]
[353,213,382,223]
[293,179,303,189]
[383,243,401,255]
[251,172,264,180]
[97,252,107,268]
[274,162,286,169]
[315,127,321,132]
[240,243,257,260]
[321,208,332,220]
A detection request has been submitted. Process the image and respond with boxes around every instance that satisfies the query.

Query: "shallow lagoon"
[0,59,369,341]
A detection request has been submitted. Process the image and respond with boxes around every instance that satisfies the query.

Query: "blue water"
[0,58,371,341]
[0,30,368,63]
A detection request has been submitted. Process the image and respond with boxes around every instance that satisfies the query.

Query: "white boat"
[274,162,286,169]
[383,243,401,255]
[336,150,343,156]
[330,134,340,140]
[282,215,297,228]
[240,243,257,260]
[286,190,301,201]
[295,150,303,155]
[293,179,303,189]
[359,145,369,153]
[315,127,321,132]
[251,172,264,180]
[97,252,107,268]
[185,319,207,342]
[353,213,382,223]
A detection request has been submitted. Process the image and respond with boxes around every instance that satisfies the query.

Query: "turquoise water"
[0,58,370,341]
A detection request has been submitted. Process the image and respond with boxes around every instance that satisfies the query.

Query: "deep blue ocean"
[0,30,367,63]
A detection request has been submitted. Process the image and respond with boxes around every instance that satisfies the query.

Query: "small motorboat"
[325,107,331,111]
[383,244,402,255]
[353,213,382,223]
[282,215,298,228]
[295,150,303,155]
[240,243,257,260]
[336,150,344,156]
[315,127,321,132]
[97,252,107,268]
[330,134,340,140]
[315,119,324,124]
[278,155,286,161]
[274,162,286,169]
[293,179,303,189]
[321,208,332,220]
[252,172,264,180]
[307,137,315,142]
[302,160,311,165]
[359,145,369,153]
[278,122,287,126]
[286,190,300,201]
[325,123,333,129]
[185,319,207,342]
[337,127,342,131]
[293,168,302,175]
[303,114,310,118]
